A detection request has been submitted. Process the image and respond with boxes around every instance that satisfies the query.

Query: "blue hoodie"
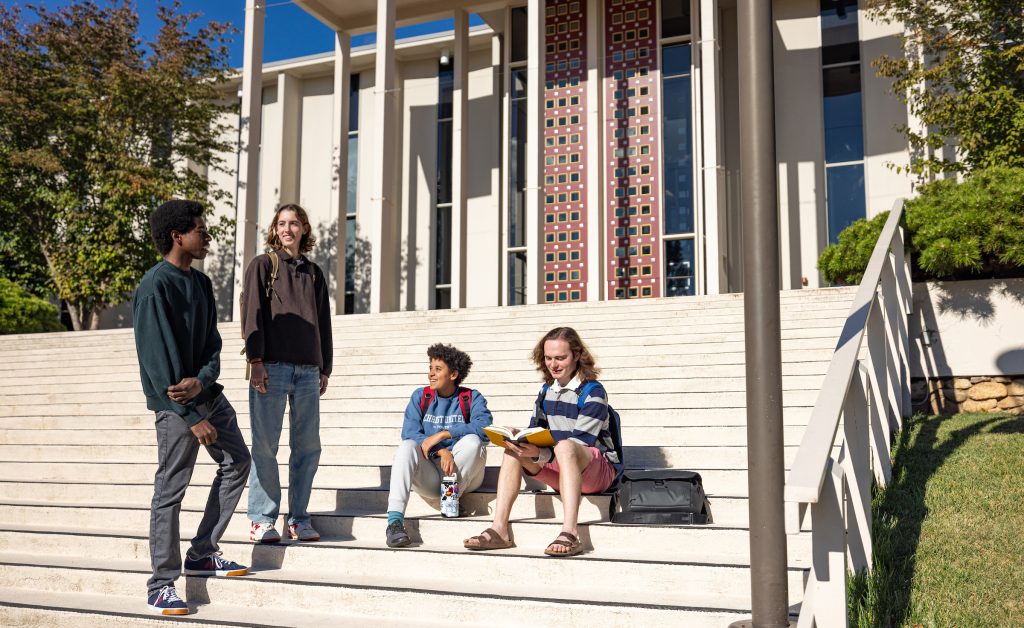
[401,387,493,456]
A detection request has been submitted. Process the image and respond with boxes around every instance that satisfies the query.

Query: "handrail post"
[733,0,789,626]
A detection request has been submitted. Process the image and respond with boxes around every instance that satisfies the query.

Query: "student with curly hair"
[134,200,251,615]
[463,327,620,557]
[243,203,333,543]
[384,343,493,548]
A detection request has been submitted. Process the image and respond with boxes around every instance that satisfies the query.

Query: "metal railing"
[784,199,912,626]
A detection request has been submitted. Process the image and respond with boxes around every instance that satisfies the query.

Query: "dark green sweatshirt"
[133,260,224,425]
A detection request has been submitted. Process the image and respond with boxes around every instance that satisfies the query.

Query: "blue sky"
[12,1,483,68]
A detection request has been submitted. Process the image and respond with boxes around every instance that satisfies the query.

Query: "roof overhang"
[294,0,510,33]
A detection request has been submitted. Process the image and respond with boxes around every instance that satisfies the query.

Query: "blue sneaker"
[183,551,248,577]
[147,585,188,615]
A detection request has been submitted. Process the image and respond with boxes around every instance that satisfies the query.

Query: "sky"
[11,1,484,68]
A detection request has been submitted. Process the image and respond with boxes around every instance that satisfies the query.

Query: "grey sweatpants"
[386,435,487,514]
[147,393,251,595]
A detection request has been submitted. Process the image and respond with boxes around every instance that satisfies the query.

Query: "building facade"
[205,0,914,320]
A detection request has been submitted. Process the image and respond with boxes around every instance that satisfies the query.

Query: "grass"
[849,412,1024,627]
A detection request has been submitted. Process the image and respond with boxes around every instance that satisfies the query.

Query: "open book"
[482,426,555,448]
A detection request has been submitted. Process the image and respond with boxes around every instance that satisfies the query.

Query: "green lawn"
[850,412,1024,627]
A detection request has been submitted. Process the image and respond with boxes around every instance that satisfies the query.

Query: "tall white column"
[370,0,400,313]
[524,0,545,304]
[277,72,301,204]
[233,0,265,320]
[331,31,352,314]
[698,0,726,294]
[450,9,470,309]
[585,0,603,301]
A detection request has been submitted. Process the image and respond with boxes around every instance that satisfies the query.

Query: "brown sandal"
[543,531,583,557]
[463,527,514,551]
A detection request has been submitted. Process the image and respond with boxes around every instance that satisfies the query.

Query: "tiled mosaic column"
[604,0,661,299]
[542,0,589,304]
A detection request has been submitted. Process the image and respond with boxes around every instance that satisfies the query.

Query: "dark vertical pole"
[735,0,789,626]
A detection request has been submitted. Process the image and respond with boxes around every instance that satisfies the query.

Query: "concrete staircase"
[0,288,855,626]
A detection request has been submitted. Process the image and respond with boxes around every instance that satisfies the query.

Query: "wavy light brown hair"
[265,203,316,254]
[531,326,600,385]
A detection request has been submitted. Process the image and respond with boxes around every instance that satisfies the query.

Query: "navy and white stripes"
[529,377,620,466]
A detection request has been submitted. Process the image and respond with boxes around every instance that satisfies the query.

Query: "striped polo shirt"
[529,375,620,466]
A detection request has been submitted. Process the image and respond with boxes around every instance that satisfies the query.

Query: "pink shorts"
[529,445,617,495]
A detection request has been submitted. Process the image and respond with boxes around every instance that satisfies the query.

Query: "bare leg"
[549,440,592,555]
[464,449,540,546]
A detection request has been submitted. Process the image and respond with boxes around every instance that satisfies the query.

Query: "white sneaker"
[250,521,281,544]
[288,521,321,542]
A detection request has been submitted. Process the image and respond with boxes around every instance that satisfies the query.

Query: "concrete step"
[0,425,812,447]
[0,443,802,469]
[0,390,822,417]
[0,558,760,626]
[0,406,817,430]
[1,518,810,566]
[0,361,832,394]
[0,538,809,609]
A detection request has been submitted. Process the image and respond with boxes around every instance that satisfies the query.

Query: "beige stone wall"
[916,376,1024,416]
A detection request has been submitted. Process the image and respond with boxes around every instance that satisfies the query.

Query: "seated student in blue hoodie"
[385,343,493,547]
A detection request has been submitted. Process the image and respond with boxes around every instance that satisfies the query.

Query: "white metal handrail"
[784,199,912,627]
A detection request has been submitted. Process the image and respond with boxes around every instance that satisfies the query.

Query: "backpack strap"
[265,250,281,301]
[575,381,600,409]
[457,387,473,424]
[418,386,435,414]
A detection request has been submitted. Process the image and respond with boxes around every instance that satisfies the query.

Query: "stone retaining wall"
[913,376,1024,415]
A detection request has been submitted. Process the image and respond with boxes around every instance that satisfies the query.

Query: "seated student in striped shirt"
[463,326,619,557]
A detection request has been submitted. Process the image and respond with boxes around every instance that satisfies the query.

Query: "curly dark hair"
[150,200,204,256]
[531,326,600,385]
[427,343,473,387]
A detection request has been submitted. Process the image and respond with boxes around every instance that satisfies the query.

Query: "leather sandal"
[543,531,583,557]
[463,527,514,551]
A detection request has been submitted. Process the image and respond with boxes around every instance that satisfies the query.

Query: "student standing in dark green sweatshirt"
[133,200,251,616]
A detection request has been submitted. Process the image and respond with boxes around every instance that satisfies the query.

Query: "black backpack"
[611,469,712,524]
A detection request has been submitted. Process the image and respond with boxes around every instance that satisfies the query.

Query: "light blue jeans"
[247,362,322,525]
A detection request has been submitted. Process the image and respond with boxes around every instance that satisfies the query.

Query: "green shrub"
[0,278,64,334]
[819,166,1024,284]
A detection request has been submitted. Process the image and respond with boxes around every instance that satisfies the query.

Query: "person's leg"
[286,364,322,525]
[247,363,288,526]
[147,410,200,596]
[547,439,593,555]
[188,393,252,560]
[464,449,539,547]
[409,452,443,502]
[386,440,424,516]
[450,434,487,493]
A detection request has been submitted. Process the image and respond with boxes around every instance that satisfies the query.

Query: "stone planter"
[914,375,1024,415]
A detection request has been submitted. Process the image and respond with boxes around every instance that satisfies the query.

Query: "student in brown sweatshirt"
[242,203,333,543]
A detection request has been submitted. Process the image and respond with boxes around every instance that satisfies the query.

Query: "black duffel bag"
[611,469,712,524]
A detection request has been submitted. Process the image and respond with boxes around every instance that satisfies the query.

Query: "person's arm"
[242,255,269,361]
[194,275,222,392]
[528,388,554,465]
[400,390,428,444]
[135,292,203,425]
[314,263,333,378]
[569,384,608,448]
[447,390,493,440]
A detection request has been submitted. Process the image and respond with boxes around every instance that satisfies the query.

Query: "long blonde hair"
[265,203,316,253]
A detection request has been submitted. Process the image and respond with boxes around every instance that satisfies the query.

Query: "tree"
[0,1,235,330]
[867,0,1024,178]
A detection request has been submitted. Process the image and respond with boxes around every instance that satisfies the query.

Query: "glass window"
[825,164,866,244]
[511,7,527,63]
[348,74,360,132]
[662,44,694,235]
[661,0,691,38]
[822,65,864,163]
[344,214,356,314]
[665,239,695,297]
[820,0,860,65]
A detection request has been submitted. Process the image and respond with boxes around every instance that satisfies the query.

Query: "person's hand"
[438,449,456,476]
[167,377,203,403]
[250,362,268,393]
[420,430,450,460]
[190,418,218,446]
[505,440,540,459]
[319,374,329,396]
